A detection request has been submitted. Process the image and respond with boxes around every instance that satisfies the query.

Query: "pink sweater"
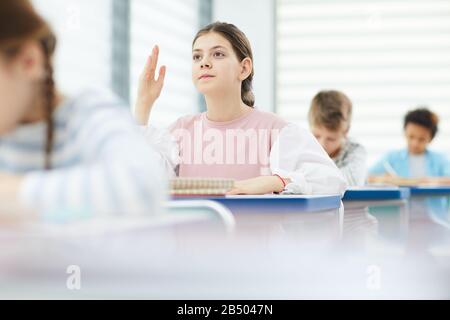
[169,109,288,180]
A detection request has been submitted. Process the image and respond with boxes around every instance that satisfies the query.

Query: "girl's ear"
[14,41,46,81]
[239,57,253,81]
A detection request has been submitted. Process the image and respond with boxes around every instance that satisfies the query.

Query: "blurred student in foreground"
[0,0,165,222]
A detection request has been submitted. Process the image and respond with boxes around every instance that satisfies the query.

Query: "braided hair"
[0,0,57,169]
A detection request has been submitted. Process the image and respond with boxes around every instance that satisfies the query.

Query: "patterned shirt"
[333,139,367,186]
[0,88,166,219]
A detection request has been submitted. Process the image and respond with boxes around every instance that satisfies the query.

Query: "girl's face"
[192,32,250,97]
[405,123,432,155]
[311,125,347,158]
[0,43,45,135]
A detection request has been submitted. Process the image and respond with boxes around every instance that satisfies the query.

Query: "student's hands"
[367,174,393,184]
[0,172,22,198]
[368,175,450,186]
[0,172,30,223]
[417,177,450,186]
[135,45,167,125]
[368,175,407,186]
[227,176,289,195]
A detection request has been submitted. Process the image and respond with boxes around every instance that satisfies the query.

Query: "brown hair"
[308,90,353,132]
[193,22,255,107]
[0,0,57,170]
[404,107,439,140]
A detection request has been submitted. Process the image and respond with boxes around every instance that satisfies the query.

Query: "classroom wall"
[213,0,276,113]
[32,0,112,96]
[276,0,450,165]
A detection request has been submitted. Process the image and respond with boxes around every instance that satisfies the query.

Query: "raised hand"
[135,45,167,125]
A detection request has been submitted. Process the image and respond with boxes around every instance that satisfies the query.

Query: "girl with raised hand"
[137,22,346,196]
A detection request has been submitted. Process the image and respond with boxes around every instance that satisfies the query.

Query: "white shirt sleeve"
[270,123,348,196]
[140,125,180,177]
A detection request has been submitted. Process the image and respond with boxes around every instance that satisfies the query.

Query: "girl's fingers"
[141,46,161,81]
[226,188,244,195]
[149,46,159,77]
[154,45,159,63]
[157,66,167,83]
[141,54,152,80]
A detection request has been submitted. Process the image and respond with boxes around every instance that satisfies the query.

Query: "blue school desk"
[343,187,411,201]
[342,188,411,243]
[408,186,450,196]
[172,194,342,213]
[172,195,344,242]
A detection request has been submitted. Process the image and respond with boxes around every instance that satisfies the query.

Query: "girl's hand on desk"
[135,45,167,125]
[227,176,289,195]
[0,172,22,196]
[0,173,31,223]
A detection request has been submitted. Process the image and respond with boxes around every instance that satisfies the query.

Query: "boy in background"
[308,90,367,186]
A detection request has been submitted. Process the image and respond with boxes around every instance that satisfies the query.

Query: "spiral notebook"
[170,178,235,196]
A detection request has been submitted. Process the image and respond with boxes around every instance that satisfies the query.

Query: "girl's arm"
[140,125,180,177]
[0,173,37,221]
[134,46,179,175]
[0,172,23,199]
[227,124,347,196]
[135,45,166,125]
[269,124,348,195]
[17,100,167,221]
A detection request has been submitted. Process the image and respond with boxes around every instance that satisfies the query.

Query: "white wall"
[277,0,450,165]
[213,0,276,112]
[32,0,112,96]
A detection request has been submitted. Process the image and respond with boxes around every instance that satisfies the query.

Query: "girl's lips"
[199,75,215,80]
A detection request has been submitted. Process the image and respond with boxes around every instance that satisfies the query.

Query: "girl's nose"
[201,60,211,69]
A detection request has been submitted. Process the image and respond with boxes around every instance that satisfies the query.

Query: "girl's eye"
[213,51,225,58]
[193,54,202,61]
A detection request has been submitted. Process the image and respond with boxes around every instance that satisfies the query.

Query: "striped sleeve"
[19,92,167,220]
